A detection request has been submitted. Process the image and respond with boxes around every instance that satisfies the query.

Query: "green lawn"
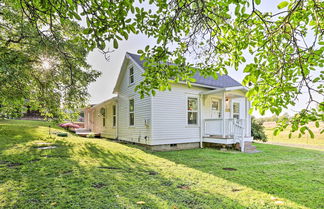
[0,120,323,208]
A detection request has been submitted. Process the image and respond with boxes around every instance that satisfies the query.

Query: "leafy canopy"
[1,0,323,136]
[135,0,324,137]
[0,0,100,120]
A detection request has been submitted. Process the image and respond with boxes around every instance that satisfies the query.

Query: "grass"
[264,122,324,150]
[0,120,323,208]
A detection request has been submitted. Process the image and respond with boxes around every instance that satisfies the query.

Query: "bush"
[251,117,267,142]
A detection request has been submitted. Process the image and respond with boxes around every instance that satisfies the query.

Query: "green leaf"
[277,1,289,9]
[98,41,106,50]
[307,129,315,139]
[315,121,319,128]
[113,39,118,49]
[83,28,92,35]
[255,0,261,5]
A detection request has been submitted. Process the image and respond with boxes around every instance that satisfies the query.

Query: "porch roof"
[200,86,248,95]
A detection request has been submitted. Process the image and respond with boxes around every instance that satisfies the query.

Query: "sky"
[86,0,321,118]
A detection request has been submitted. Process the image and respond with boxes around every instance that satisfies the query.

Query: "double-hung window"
[233,102,240,119]
[129,67,134,84]
[129,99,134,126]
[187,97,198,125]
[112,105,117,127]
[100,108,106,127]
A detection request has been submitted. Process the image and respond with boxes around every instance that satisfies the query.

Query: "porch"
[199,86,253,152]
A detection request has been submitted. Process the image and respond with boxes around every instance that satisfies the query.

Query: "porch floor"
[207,135,234,139]
[75,128,100,137]
[203,136,253,145]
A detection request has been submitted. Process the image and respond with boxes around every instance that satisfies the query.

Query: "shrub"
[251,117,267,142]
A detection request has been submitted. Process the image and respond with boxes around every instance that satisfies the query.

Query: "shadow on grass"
[75,142,246,208]
[0,122,124,208]
[0,122,245,208]
[1,120,322,208]
[148,144,324,209]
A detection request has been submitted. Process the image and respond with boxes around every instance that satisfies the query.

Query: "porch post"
[245,97,248,137]
[199,94,203,148]
[222,91,226,138]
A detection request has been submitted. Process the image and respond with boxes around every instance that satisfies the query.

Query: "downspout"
[245,97,248,137]
[199,94,203,148]
[116,97,119,140]
[222,91,226,138]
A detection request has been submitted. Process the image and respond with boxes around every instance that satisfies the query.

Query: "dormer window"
[129,67,134,84]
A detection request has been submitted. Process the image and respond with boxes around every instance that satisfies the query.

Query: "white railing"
[204,118,245,151]
[204,119,244,137]
[232,121,245,152]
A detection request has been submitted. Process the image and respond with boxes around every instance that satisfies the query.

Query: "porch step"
[75,129,100,137]
[244,142,259,153]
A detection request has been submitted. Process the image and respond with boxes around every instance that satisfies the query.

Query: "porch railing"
[204,118,245,151]
[204,118,244,137]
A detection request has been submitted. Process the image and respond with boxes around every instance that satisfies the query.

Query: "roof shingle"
[127,52,242,89]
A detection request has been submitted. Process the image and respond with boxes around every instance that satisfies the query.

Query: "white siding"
[100,101,118,139]
[116,60,152,144]
[85,53,252,144]
[84,107,95,131]
[202,95,223,119]
[151,83,206,145]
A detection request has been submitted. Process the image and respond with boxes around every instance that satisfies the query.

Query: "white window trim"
[112,104,117,128]
[233,102,240,119]
[99,107,106,127]
[129,66,135,86]
[129,97,135,127]
[186,96,199,127]
[211,97,221,118]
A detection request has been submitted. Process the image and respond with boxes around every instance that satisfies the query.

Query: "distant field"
[263,122,324,149]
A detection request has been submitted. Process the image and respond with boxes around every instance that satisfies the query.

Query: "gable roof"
[127,52,242,88]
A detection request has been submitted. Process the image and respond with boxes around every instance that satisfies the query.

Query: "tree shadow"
[1,120,321,208]
[0,121,246,208]
[74,142,247,208]
[147,144,324,209]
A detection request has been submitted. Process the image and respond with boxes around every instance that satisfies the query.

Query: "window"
[211,100,219,111]
[187,97,198,125]
[233,102,240,119]
[211,99,221,118]
[112,105,117,127]
[100,108,106,127]
[129,67,134,84]
[129,99,134,126]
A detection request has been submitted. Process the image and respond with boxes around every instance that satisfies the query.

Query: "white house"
[83,52,254,152]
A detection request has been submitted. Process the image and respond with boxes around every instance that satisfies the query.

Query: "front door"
[211,98,220,118]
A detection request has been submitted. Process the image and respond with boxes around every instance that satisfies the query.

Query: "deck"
[203,135,253,145]
[75,128,100,137]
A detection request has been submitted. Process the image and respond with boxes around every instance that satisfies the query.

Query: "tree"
[0,0,100,120]
[251,117,267,142]
[135,0,324,137]
[0,0,323,135]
